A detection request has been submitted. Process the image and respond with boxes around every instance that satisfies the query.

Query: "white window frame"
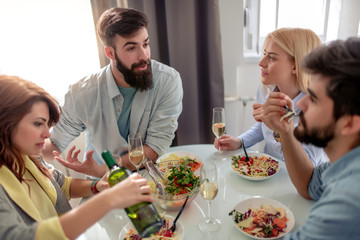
[242,0,359,62]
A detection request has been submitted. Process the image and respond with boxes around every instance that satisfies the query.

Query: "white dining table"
[77,144,314,240]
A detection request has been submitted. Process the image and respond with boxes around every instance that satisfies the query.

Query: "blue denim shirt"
[50,60,183,164]
[239,84,327,166]
[285,146,360,239]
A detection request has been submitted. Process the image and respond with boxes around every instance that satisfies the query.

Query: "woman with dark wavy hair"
[0,75,153,239]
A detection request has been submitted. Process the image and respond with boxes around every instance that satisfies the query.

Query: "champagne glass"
[198,162,221,232]
[128,133,145,173]
[212,107,226,160]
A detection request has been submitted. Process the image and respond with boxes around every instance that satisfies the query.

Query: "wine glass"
[198,162,221,232]
[128,133,145,173]
[212,107,226,160]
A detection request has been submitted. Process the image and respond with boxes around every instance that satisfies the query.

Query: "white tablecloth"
[78,144,314,240]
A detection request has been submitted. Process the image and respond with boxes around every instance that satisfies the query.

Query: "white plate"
[157,151,203,166]
[231,197,295,239]
[231,152,280,181]
[118,214,184,240]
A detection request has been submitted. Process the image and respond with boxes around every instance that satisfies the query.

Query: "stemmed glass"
[128,133,145,173]
[198,162,221,232]
[212,107,226,160]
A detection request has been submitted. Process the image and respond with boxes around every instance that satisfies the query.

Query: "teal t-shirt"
[117,86,136,140]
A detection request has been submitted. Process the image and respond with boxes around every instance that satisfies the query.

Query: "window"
[243,0,356,61]
[0,0,100,103]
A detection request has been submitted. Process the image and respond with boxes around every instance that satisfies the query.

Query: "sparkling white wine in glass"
[128,134,145,173]
[129,150,144,166]
[212,107,226,160]
[198,162,221,232]
[200,182,218,201]
[212,123,225,138]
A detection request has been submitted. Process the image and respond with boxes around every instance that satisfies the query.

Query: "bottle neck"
[102,150,118,169]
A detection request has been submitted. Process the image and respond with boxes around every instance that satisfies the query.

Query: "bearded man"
[258,38,360,239]
[42,8,183,176]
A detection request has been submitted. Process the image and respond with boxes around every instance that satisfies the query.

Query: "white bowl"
[118,214,184,240]
[230,197,295,239]
[231,152,280,181]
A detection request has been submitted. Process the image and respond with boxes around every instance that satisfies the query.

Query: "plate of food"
[119,214,184,240]
[231,152,280,181]
[229,197,295,239]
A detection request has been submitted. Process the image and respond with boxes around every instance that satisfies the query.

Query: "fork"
[241,138,250,162]
[280,106,296,122]
[169,195,189,233]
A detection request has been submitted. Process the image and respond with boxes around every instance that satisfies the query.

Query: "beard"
[294,111,335,148]
[115,53,153,91]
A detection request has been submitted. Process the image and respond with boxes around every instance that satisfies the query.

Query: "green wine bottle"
[101,150,163,238]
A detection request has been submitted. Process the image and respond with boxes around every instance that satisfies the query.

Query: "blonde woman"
[215,28,327,165]
[0,75,153,240]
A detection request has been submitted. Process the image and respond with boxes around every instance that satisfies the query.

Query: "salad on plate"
[231,152,279,180]
[229,197,295,239]
[120,214,183,240]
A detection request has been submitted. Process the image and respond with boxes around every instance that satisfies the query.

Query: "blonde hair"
[263,28,322,92]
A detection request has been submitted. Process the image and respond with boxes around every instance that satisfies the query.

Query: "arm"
[59,173,153,240]
[215,121,264,151]
[142,69,183,157]
[54,149,107,178]
[217,85,268,151]
[68,175,109,198]
[260,92,314,199]
[279,127,314,199]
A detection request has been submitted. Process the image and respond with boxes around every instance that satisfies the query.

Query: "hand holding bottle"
[108,173,154,209]
[102,150,163,237]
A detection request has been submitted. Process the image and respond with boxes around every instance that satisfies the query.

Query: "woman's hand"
[53,147,107,178]
[253,102,264,122]
[96,172,110,192]
[214,134,242,150]
[109,173,154,209]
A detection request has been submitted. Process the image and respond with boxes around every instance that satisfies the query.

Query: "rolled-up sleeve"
[145,71,183,156]
[308,162,330,200]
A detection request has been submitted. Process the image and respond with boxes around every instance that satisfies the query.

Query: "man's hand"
[53,146,107,178]
[258,92,295,135]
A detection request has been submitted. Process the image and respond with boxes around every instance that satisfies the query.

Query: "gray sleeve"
[50,87,86,152]
[308,162,331,200]
[145,71,183,155]
[0,186,37,240]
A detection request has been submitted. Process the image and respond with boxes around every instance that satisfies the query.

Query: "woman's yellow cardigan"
[0,156,72,239]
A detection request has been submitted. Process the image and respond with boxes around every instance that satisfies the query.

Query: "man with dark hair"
[42,8,183,177]
[258,38,360,239]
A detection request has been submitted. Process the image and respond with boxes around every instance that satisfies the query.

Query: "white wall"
[218,0,265,151]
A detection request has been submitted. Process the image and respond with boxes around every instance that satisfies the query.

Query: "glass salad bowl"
[147,153,203,211]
